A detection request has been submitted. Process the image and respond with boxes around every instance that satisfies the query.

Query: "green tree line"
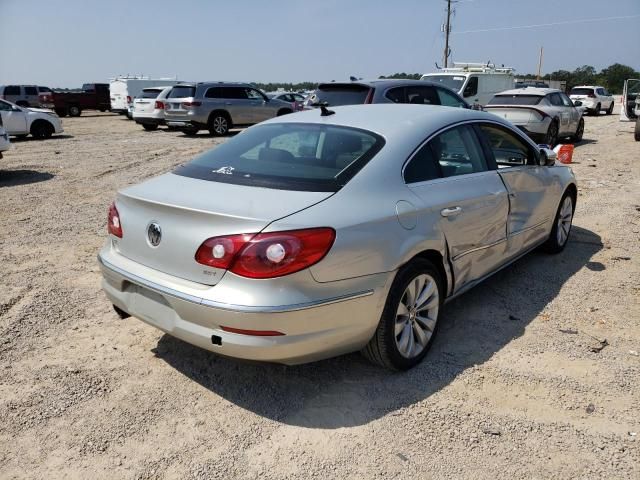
[253,63,638,94]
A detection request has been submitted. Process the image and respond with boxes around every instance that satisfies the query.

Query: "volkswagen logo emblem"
[147,222,162,247]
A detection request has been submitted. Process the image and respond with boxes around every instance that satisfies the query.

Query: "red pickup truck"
[52,83,110,117]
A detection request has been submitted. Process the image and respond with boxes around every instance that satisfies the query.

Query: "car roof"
[261,104,510,141]
[496,87,561,96]
[317,79,440,88]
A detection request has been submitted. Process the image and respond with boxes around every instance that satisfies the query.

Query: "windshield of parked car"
[167,86,196,98]
[307,85,371,106]
[570,88,594,96]
[488,95,543,105]
[422,75,466,91]
[173,123,384,191]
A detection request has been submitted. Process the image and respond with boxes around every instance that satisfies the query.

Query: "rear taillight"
[155,100,164,109]
[126,95,132,104]
[182,101,202,108]
[107,202,123,238]
[364,88,375,104]
[195,228,335,279]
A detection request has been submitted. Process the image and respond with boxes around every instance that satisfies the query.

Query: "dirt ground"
[0,111,638,480]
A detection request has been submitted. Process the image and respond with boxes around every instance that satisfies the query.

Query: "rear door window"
[24,87,38,95]
[173,123,384,191]
[404,143,441,183]
[385,87,405,103]
[168,86,196,98]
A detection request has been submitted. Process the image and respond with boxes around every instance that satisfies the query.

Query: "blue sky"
[1,0,638,87]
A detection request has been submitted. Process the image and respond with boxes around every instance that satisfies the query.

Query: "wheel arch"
[29,118,54,134]
[208,109,232,127]
[401,248,452,298]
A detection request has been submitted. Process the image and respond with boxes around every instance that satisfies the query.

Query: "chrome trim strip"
[508,218,550,238]
[98,255,374,313]
[451,237,507,262]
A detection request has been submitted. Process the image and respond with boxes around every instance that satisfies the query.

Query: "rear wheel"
[606,102,614,115]
[363,258,443,370]
[208,113,230,136]
[113,305,130,319]
[30,121,54,139]
[545,121,559,147]
[634,118,640,141]
[68,105,81,117]
[142,124,158,131]
[591,103,600,116]
[543,192,574,253]
[571,118,584,142]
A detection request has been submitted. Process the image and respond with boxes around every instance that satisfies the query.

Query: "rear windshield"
[570,88,594,96]
[422,75,466,91]
[140,89,162,99]
[173,123,384,191]
[167,86,196,98]
[307,84,371,106]
[489,95,543,105]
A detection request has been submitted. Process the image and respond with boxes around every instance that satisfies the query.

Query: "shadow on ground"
[157,226,602,429]
[0,169,54,187]
[11,135,74,143]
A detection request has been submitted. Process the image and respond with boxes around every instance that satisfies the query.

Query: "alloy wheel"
[556,196,573,246]
[213,116,228,135]
[394,274,439,358]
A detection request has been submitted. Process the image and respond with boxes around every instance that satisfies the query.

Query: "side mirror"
[573,100,582,107]
[540,148,557,166]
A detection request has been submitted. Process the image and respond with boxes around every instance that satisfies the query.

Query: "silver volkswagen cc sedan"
[99,104,577,370]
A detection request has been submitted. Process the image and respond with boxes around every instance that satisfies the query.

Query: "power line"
[453,14,640,35]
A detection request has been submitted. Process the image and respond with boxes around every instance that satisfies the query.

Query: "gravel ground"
[0,111,638,480]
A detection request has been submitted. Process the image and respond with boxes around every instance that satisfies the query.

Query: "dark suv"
[304,79,469,109]
[164,82,294,136]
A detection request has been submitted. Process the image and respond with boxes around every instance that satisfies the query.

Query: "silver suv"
[164,82,294,136]
[0,85,54,108]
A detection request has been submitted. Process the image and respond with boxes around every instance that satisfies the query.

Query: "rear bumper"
[98,247,391,365]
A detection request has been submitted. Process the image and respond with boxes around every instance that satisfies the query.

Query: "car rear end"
[163,84,203,129]
[109,80,129,113]
[133,87,169,126]
[304,83,374,108]
[98,120,391,364]
[569,87,598,112]
[484,94,551,142]
[0,114,10,158]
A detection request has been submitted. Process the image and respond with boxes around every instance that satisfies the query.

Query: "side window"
[404,142,440,183]
[432,125,487,177]
[548,93,563,106]
[385,87,405,103]
[38,86,53,93]
[0,100,13,111]
[246,89,264,100]
[406,86,440,105]
[559,93,572,107]
[24,86,38,95]
[5,85,20,95]
[205,87,223,99]
[478,124,536,167]
[436,88,466,108]
[462,76,478,97]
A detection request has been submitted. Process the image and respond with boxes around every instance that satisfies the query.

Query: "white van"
[421,63,515,107]
[109,77,180,114]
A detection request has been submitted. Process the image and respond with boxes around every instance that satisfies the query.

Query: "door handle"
[441,206,462,217]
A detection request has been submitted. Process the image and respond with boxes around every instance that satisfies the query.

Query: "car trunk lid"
[114,173,333,285]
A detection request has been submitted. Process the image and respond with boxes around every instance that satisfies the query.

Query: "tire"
[634,118,640,141]
[591,103,600,116]
[142,124,158,131]
[68,105,81,117]
[543,191,575,254]
[545,121,559,147]
[606,102,614,115]
[571,118,584,142]
[113,305,131,319]
[362,258,443,370]
[30,121,54,139]
[208,113,230,136]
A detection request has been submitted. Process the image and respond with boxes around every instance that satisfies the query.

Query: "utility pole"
[443,0,452,68]
[536,46,544,80]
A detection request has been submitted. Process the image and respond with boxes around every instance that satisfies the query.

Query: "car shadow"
[156,226,602,429]
[0,169,54,187]
[571,138,597,146]
[178,130,241,138]
[10,134,74,143]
